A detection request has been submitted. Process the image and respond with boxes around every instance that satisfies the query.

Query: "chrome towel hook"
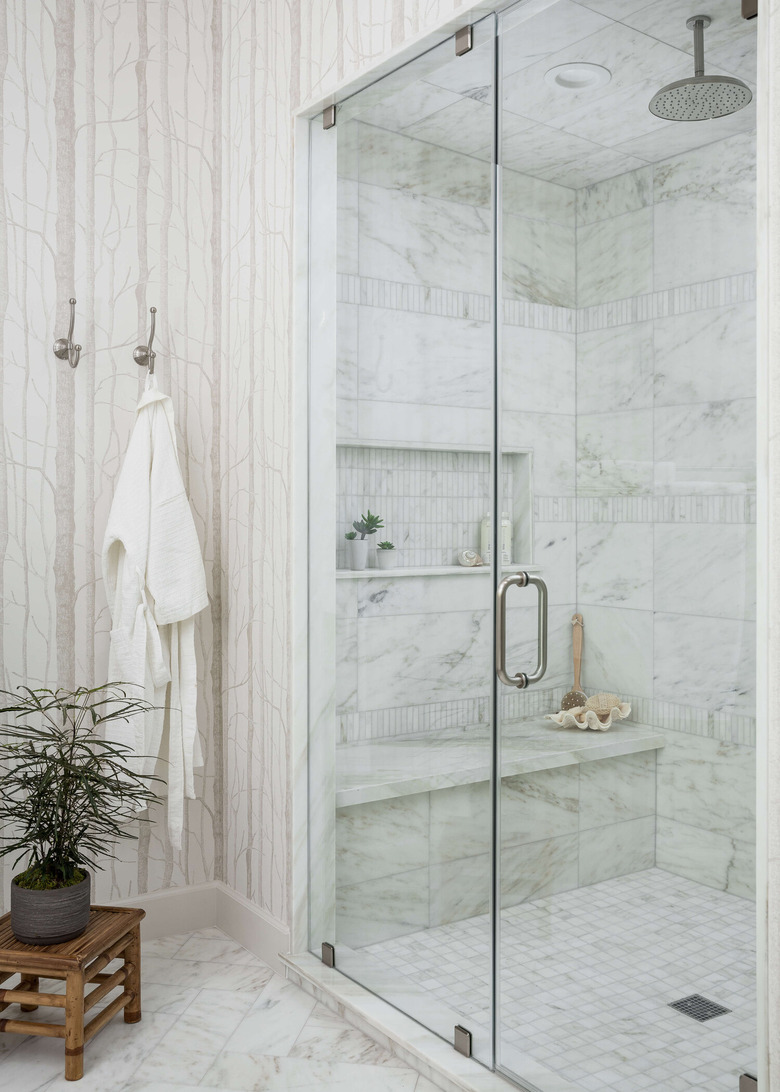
[53,297,82,369]
[133,306,157,375]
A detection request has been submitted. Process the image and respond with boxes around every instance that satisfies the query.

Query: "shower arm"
[689,15,711,78]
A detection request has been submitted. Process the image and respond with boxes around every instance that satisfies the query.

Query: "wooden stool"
[0,905,144,1081]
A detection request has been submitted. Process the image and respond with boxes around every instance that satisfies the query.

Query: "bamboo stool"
[0,905,144,1081]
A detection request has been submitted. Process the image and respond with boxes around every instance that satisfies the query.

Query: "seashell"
[458,549,483,567]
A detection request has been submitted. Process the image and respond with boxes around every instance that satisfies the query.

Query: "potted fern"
[0,685,163,945]
[345,510,384,570]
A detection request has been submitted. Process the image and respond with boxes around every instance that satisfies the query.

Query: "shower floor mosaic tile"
[0,926,433,1092]
[363,868,757,1092]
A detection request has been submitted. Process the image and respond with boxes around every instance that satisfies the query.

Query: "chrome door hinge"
[742,0,757,17]
[454,1025,472,1057]
[455,25,473,56]
[323,104,336,130]
[740,1076,757,1092]
[321,941,336,967]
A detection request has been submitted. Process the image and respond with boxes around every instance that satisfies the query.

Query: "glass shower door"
[495,1,757,1090]
[309,14,500,1064]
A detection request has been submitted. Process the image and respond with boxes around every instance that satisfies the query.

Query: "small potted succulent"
[0,685,163,945]
[345,510,384,571]
[377,541,396,570]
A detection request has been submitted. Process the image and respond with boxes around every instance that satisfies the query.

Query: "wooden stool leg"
[19,975,39,1012]
[123,924,141,1024]
[65,970,84,1081]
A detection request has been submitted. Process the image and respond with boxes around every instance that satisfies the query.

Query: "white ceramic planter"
[377,550,395,569]
[347,538,369,570]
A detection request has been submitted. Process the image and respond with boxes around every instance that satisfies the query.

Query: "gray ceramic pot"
[11,872,91,945]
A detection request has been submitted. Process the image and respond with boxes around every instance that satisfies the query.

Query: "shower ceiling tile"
[572,0,647,18]
[501,22,691,131]
[501,0,613,78]
[403,95,495,159]
[614,101,756,163]
[353,79,462,134]
[615,0,757,78]
[500,121,605,177]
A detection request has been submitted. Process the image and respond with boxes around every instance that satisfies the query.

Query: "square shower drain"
[669,994,732,1021]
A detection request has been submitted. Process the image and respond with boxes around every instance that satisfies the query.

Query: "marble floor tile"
[223,973,317,1056]
[199,1051,420,1091]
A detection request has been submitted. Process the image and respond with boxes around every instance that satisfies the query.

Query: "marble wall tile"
[579,752,656,830]
[501,767,580,846]
[338,179,360,276]
[578,523,653,610]
[656,728,755,843]
[356,400,493,450]
[429,781,491,864]
[429,853,490,925]
[576,207,653,306]
[503,410,576,496]
[581,604,654,699]
[502,325,576,416]
[577,409,654,495]
[654,398,756,492]
[653,302,756,407]
[337,303,358,402]
[503,212,576,307]
[357,308,492,410]
[356,609,492,710]
[356,574,492,619]
[579,816,655,885]
[337,794,430,886]
[358,183,491,293]
[653,611,755,713]
[337,868,430,947]
[577,322,654,414]
[503,168,575,229]
[656,817,755,899]
[654,524,756,621]
[506,602,579,691]
[534,522,577,605]
[576,165,653,225]
[335,617,358,713]
[501,833,580,907]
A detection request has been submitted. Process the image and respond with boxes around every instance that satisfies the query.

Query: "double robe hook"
[53,298,81,369]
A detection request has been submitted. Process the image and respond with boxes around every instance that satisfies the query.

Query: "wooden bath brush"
[561,614,587,711]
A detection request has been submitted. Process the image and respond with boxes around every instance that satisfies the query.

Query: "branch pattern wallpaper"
[0,0,465,931]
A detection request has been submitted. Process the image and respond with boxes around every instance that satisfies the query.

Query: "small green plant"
[352,510,384,539]
[344,531,357,540]
[377,541,395,550]
[0,685,164,890]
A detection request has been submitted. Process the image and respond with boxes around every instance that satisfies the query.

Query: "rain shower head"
[649,15,752,121]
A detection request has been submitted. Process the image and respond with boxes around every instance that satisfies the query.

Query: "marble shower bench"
[335,720,665,947]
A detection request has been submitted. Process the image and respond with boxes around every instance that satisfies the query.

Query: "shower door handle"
[496,572,548,689]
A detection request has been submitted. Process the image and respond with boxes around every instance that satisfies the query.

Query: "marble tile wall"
[336,751,657,945]
[573,130,757,897]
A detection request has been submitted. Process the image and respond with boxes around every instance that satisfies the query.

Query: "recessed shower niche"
[335,443,533,573]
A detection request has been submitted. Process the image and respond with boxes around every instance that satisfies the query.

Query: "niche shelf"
[336,441,534,573]
[335,563,539,579]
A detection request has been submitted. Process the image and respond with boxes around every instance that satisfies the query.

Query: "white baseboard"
[114,881,290,974]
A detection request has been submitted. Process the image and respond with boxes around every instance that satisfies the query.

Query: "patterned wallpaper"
[0,0,466,928]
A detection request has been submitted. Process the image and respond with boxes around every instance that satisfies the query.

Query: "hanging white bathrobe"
[102,375,209,850]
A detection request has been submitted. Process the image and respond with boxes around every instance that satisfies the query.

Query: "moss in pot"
[0,685,163,945]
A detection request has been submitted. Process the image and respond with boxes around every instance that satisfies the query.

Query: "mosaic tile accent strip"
[337,690,754,746]
[577,272,756,332]
[336,687,567,743]
[361,869,756,1092]
[336,445,515,569]
[534,494,756,524]
[338,272,754,333]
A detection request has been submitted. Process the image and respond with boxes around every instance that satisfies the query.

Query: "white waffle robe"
[102,375,208,849]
